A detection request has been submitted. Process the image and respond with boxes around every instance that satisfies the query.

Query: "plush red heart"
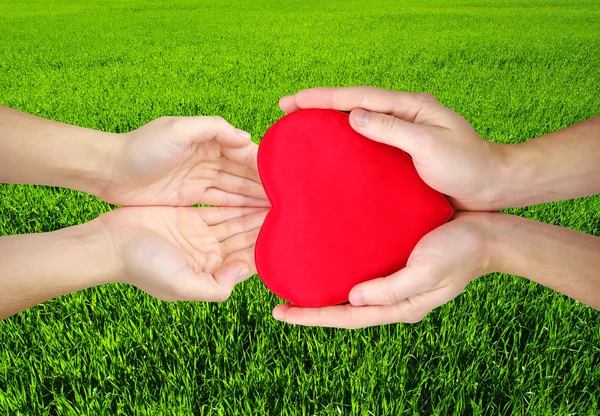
[255,109,453,307]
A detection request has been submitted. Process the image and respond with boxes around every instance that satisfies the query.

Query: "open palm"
[97,206,268,302]
[99,116,269,207]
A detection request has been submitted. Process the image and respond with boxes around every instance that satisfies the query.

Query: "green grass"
[1,0,600,414]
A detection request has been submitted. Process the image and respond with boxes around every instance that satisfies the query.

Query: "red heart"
[256,109,453,307]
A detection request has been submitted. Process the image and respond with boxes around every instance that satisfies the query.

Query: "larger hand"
[99,116,269,207]
[280,87,509,211]
[272,212,495,328]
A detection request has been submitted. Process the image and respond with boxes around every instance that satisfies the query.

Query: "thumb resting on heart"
[348,108,428,157]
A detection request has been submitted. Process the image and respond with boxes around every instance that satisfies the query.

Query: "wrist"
[61,219,122,286]
[449,212,501,276]
[483,142,518,211]
[485,212,522,274]
[62,129,120,197]
[490,140,552,210]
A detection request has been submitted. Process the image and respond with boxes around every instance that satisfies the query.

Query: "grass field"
[1,0,600,414]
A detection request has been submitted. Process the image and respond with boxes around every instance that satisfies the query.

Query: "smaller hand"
[279,87,510,211]
[99,116,269,207]
[272,212,496,328]
[96,206,267,302]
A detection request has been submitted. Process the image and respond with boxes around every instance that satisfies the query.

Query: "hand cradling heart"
[255,109,453,307]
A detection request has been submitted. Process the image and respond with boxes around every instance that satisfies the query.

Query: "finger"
[278,94,298,113]
[214,171,268,200]
[349,108,429,156]
[349,264,432,306]
[223,246,257,273]
[201,188,271,208]
[280,87,443,124]
[173,270,233,302]
[271,303,420,329]
[221,228,260,257]
[168,116,252,148]
[222,141,259,173]
[194,206,266,226]
[272,288,447,329]
[221,159,262,183]
[213,260,253,288]
[211,210,268,242]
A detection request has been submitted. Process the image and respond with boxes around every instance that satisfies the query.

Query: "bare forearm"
[490,213,600,309]
[497,116,600,208]
[0,105,115,195]
[0,223,117,320]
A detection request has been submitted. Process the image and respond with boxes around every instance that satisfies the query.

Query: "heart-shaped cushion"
[256,109,453,307]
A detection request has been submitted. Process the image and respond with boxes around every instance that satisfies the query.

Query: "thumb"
[214,261,253,289]
[349,108,427,156]
[168,116,252,148]
[349,265,429,306]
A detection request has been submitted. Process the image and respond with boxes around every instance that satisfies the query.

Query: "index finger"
[279,87,450,126]
[272,285,455,329]
[271,302,425,329]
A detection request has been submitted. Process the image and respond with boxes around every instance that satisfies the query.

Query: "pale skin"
[0,106,268,319]
[273,87,600,328]
[0,105,269,207]
[0,207,267,320]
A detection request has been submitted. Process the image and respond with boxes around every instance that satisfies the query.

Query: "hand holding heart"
[272,86,511,327]
[279,86,510,212]
[273,212,496,328]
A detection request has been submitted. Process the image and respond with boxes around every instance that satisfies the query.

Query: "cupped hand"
[95,206,267,302]
[272,212,497,328]
[279,87,510,211]
[99,116,269,207]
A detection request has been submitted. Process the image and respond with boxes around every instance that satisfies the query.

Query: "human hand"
[272,212,496,328]
[95,206,267,302]
[279,87,510,211]
[98,116,269,207]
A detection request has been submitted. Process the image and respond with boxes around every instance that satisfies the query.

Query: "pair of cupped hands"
[96,87,508,328]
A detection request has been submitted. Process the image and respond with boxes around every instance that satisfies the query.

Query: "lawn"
[1,0,599,414]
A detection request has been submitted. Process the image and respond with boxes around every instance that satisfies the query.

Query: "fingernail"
[236,268,250,283]
[349,290,366,306]
[352,109,371,127]
[236,129,251,139]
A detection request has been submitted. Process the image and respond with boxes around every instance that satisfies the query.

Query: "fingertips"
[279,95,297,113]
[208,116,252,148]
[350,108,372,127]
[272,304,293,321]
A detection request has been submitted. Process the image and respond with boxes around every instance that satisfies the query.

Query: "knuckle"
[419,92,437,102]
[238,178,251,195]
[162,116,188,136]
[382,289,402,306]
[210,115,226,125]
[380,114,398,133]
